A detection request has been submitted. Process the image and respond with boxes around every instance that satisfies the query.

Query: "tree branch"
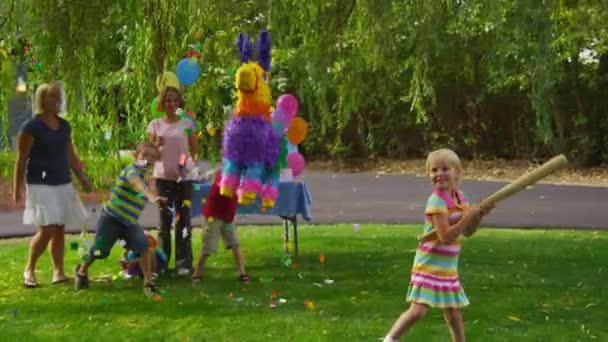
[63,0,103,10]
[23,9,63,37]
[333,0,357,34]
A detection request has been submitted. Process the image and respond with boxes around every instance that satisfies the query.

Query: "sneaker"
[73,264,89,290]
[177,268,190,276]
[144,282,161,298]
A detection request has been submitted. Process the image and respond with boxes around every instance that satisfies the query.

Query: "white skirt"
[23,183,89,227]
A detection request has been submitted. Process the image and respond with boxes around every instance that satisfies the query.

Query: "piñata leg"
[261,167,280,209]
[220,159,241,198]
[237,163,264,206]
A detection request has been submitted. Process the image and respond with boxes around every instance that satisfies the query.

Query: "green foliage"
[0,0,607,164]
[0,152,15,181]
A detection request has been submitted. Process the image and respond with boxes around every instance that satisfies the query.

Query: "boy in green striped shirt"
[74,142,165,298]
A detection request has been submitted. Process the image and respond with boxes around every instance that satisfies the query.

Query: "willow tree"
[1,0,607,165]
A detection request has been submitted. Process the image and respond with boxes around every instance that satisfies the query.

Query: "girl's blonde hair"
[34,82,62,116]
[426,148,462,181]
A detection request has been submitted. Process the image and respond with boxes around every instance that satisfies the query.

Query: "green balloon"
[278,135,288,169]
[150,97,165,118]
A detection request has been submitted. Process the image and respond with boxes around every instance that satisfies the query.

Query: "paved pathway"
[1,171,606,238]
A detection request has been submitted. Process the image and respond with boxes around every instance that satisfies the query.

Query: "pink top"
[147,118,195,181]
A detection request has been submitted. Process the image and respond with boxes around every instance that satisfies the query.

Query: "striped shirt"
[422,189,471,239]
[104,165,148,227]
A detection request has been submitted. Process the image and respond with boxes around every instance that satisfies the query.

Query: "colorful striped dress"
[406,188,471,308]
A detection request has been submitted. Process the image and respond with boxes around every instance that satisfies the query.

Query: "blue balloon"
[287,143,298,155]
[177,58,201,86]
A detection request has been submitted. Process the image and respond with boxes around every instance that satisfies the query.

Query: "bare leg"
[139,250,153,284]
[25,225,54,281]
[231,246,246,276]
[385,303,429,340]
[49,225,67,281]
[151,255,157,274]
[77,249,97,274]
[443,308,465,342]
[192,249,209,279]
[79,261,92,274]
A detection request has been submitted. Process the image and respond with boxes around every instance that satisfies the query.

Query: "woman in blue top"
[14,82,92,288]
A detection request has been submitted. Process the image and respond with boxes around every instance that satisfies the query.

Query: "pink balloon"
[287,152,305,177]
[276,94,299,118]
[271,108,292,128]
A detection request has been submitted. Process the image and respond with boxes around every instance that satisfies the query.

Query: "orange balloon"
[286,117,308,145]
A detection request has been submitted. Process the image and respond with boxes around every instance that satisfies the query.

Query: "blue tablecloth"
[190,181,313,221]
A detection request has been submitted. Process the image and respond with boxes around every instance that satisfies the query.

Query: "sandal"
[23,271,38,288]
[52,275,72,284]
[238,274,251,283]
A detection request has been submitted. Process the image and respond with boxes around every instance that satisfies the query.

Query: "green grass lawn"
[0,225,607,341]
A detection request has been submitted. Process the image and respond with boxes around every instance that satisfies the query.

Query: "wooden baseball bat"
[418,154,569,242]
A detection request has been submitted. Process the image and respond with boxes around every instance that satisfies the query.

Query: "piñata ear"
[257,30,271,72]
[237,32,253,63]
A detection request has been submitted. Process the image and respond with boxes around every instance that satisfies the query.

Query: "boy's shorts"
[91,210,150,259]
[202,218,239,255]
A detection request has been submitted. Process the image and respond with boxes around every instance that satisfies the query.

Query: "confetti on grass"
[303,300,315,310]
[281,255,292,268]
[69,241,79,250]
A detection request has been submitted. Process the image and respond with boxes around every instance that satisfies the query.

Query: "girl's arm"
[68,136,93,192]
[13,132,34,204]
[147,121,164,150]
[149,132,165,150]
[147,177,159,198]
[463,202,495,237]
[432,205,484,244]
[188,133,198,161]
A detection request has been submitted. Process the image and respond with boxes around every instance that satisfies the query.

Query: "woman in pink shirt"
[147,86,198,275]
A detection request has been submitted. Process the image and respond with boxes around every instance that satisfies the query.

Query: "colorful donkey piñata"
[219,30,281,208]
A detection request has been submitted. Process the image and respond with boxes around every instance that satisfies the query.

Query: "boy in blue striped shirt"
[74,142,165,298]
